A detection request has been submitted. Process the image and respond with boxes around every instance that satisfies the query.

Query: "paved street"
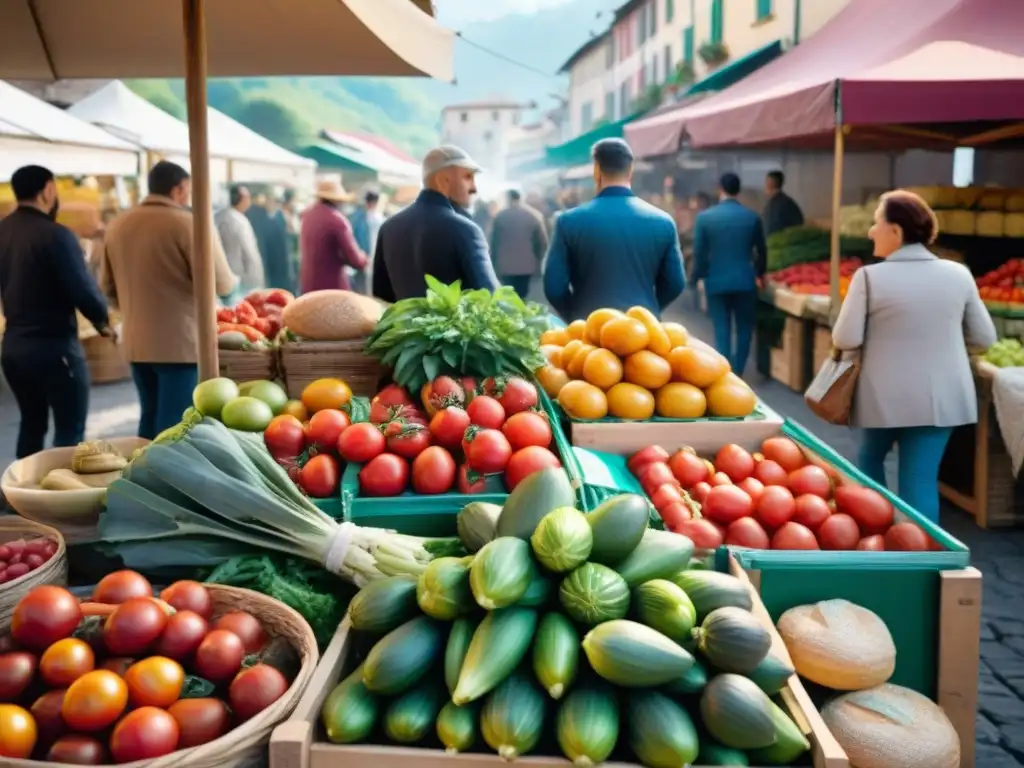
[0,294,1022,763]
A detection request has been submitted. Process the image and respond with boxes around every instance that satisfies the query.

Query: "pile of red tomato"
[630,437,938,552]
[0,537,58,585]
[0,570,289,762]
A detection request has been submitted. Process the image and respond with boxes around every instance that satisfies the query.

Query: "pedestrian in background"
[0,165,113,457]
[490,188,547,300]
[216,185,264,296]
[277,189,301,290]
[261,195,293,292]
[350,190,384,295]
[762,170,804,237]
[299,177,368,294]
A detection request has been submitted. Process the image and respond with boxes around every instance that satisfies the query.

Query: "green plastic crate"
[312,496,344,520]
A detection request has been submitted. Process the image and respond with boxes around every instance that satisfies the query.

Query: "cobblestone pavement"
[0,287,1022,763]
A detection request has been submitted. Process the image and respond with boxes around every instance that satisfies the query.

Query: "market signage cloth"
[992,367,1024,477]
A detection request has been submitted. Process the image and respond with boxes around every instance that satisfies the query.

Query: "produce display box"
[267,556,849,768]
[769,317,808,392]
[811,324,832,374]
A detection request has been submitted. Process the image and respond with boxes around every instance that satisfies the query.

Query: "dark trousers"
[131,362,198,440]
[1,340,90,458]
[858,426,954,524]
[706,290,758,376]
[501,275,532,300]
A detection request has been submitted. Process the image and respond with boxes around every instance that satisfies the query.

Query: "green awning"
[298,142,373,174]
[544,112,644,169]
[685,39,783,97]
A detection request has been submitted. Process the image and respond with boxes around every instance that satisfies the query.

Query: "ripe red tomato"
[194,630,245,682]
[40,638,94,688]
[651,483,684,512]
[370,399,418,425]
[168,698,232,748]
[457,463,487,494]
[412,446,458,494]
[761,437,806,472]
[502,411,553,452]
[753,459,789,487]
[46,734,108,764]
[31,689,66,746]
[374,383,415,409]
[756,486,796,529]
[0,704,36,758]
[214,611,268,655]
[497,377,539,415]
[0,652,36,701]
[856,535,886,551]
[155,611,210,660]
[505,446,562,491]
[676,519,725,549]
[833,485,894,535]
[422,376,466,415]
[299,454,340,498]
[11,586,82,651]
[103,597,169,656]
[460,377,479,402]
[62,670,128,732]
[386,423,432,459]
[229,663,289,721]
[93,570,153,605]
[658,501,693,530]
[337,422,387,463]
[715,444,755,482]
[124,656,184,708]
[690,481,712,504]
[710,471,733,487]
[160,580,213,619]
[466,395,506,429]
[306,409,351,450]
[884,522,930,551]
[792,494,831,530]
[789,465,832,499]
[771,522,820,550]
[110,706,179,762]
[358,453,409,497]
[726,517,770,549]
[817,513,861,551]
[628,445,670,476]
[639,461,678,497]
[701,485,754,525]
[263,414,306,460]
[429,407,471,451]
[465,428,513,474]
[736,477,765,504]
[667,449,709,488]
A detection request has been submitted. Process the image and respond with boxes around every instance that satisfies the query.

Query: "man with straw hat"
[299,175,368,295]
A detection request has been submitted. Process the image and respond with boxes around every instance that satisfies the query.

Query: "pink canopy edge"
[626,0,1024,156]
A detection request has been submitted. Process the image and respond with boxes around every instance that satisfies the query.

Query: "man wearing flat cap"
[372,145,500,302]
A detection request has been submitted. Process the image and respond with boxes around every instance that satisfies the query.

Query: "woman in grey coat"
[832,190,997,522]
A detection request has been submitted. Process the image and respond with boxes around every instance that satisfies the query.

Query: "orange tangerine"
[540,344,564,368]
[662,322,690,348]
[626,306,671,357]
[584,308,626,344]
[558,380,608,420]
[565,319,587,340]
[623,350,673,390]
[706,373,757,417]
[536,365,571,398]
[655,382,707,418]
[540,328,570,346]
[599,317,650,357]
[666,345,730,388]
[606,382,656,420]
[582,348,624,389]
[565,344,597,379]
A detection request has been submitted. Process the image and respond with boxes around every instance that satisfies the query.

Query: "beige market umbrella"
[0,0,453,379]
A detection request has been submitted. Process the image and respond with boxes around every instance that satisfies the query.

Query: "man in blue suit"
[692,172,768,376]
[543,139,684,321]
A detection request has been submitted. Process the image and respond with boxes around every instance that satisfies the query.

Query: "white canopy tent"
[0,80,141,182]
[321,129,421,187]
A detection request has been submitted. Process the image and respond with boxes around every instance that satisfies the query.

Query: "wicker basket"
[83,334,130,384]
[219,346,279,383]
[0,518,67,633]
[279,338,385,398]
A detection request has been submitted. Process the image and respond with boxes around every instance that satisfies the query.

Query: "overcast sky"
[434,0,577,26]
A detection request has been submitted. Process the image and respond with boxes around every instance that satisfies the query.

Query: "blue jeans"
[131,362,198,439]
[706,290,757,376]
[501,275,532,300]
[857,426,954,524]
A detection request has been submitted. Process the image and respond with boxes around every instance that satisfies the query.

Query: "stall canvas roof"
[320,130,420,184]
[625,0,1024,155]
[0,80,138,150]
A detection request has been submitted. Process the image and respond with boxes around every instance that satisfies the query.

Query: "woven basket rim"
[0,518,66,594]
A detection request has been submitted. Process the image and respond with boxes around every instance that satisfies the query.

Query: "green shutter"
[666,0,674,24]
[756,0,772,19]
[711,0,723,44]
[683,26,694,62]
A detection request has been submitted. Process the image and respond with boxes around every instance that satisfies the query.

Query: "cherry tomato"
[753,459,789,487]
[229,663,289,721]
[11,586,81,651]
[761,437,806,472]
[264,414,307,460]
[62,670,128,732]
[465,428,513,474]
[457,463,487,494]
[792,494,831,530]
[412,446,457,495]
[789,465,832,499]
[726,517,770,549]
[155,610,210,660]
[93,570,153,604]
[856,535,886,551]
[46,734,108,764]
[638,461,677,497]
[502,411,552,452]
[386,423,432,459]
[4,564,28,581]
[160,580,213,619]
[429,407,471,451]
[710,471,733,486]
[124,656,185,708]
[756,486,797,529]
[715,444,755,482]
[817,513,861,551]
[299,454,340,498]
[504,446,562,491]
[701,485,754,525]
[306,409,351,451]
[30,689,67,746]
[194,630,245,682]
[676,518,725,549]
[667,449,709,488]
[771,522,820,550]
[690,481,712,504]
[358,453,409,497]
[213,612,267,655]
[650,483,684,512]
[833,485,895,536]
[40,638,94,687]
[627,445,670,476]
[168,698,232,748]
[884,522,930,552]
[658,501,693,530]
[496,377,538,415]
[466,395,506,429]
[337,422,387,463]
[0,704,36,758]
[104,597,169,656]
[110,706,180,762]
[0,652,36,701]
[736,477,765,505]
[100,658,135,677]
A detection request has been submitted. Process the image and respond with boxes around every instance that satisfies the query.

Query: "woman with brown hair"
[831,189,996,522]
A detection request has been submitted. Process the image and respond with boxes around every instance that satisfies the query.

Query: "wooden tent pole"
[183,0,218,381]
[829,123,846,320]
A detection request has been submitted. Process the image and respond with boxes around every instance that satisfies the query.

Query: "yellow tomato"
[582,348,624,390]
[662,322,690,348]
[124,657,185,709]
[565,319,587,340]
[540,328,570,346]
[626,306,672,357]
[536,366,570,398]
[606,383,656,420]
[655,382,707,419]
[623,350,672,390]
[666,345,730,388]
[705,373,757,417]
[584,308,626,344]
[599,317,650,357]
[0,705,35,758]
[301,378,352,413]
[561,339,586,370]
[280,399,309,421]
[558,380,609,420]
[540,344,564,368]
[565,344,597,379]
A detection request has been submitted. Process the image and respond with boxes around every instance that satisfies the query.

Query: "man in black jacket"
[762,170,804,236]
[0,165,112,457]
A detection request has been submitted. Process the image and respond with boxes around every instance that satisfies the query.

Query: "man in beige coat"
[99,161,237,439]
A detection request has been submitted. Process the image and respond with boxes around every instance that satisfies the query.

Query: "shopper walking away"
[277,190,301,291]
[373,145,500,302]
[0,165,113,458]
[262,196,293,292]
[692,173,767,376]
[762,170,804,237]
[216,185,265,296]
[491,188,548,300]
[350,190,384,295]
[543,138,684,321]
[99,161,238,439]
[831,189,996,523]
[299,177,368,294]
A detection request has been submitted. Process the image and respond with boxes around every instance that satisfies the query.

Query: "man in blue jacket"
[692,172,767,376]
[543,139,684,321]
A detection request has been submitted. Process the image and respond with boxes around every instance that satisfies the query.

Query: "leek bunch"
[99,417,459,586]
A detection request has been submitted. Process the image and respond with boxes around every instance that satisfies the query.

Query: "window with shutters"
[649,1,657,36]
[756,0,773,20]
[637,12,646,46]
[666,0,674,24]
[710,0,724,43]
[683,26,694,62]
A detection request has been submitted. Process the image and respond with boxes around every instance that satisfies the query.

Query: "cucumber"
[582,620,694,687]
[585,493,649,565]
[614,528,695,587]
[700,673,777,750]
[662,657,709,695]
[457,501,502,552]
[695,606,771,674]
[362,616,444,695]
[436,701,478,754]
[698,740,751,765]
[347,575,419,633]
[320,663,378,744]
[417,556,474,620]
[747,650,797,695]
[496,467,576,540]
[670,570,753,620]
[383,677,446,744]
[517,569,554,607]
[218,331,249,350]
[531,506,593,572]
[627,691,700,768]
[633,578,697,643]
[481,673,547,760]
[747,700,810,765]
[470,536,537,609]
[453,607,538,706]
[557,684,620,767]
[559,562,631,625]
[533,612,579,699]
[444,617,478,696]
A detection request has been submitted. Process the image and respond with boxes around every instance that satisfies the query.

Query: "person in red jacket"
[299,177,368,294]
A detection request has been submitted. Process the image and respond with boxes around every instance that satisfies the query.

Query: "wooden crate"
[269,557,849,768]
[769,317,807,392]
[812,324,833,374]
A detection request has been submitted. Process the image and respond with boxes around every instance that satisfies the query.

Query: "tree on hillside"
[207,80,245,115]
[148,92,187,120]
[232,98,312,150]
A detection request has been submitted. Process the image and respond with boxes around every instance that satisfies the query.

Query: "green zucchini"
[700,674,777,750]
[614,529,695,587]
[698,740,751,765]
[444,617,478,696]
[662,657,709,695]
[470,536,537,609]
[633,578,697,643]
[347,575,419,633]
[533,612,579,699]
[747,650,796,695]
[453,606,538,705]
[457,501,502,552]
[362,616,444,695]
[320,663,379,744]
[747,700,810,765]
[480,673,547,760]
[559,563,630,625]
[556,684,620,767]
[436,701,478,754]
[694,606,771,674]
[531,506,593,572]
[627,691,700,768]
[582,620,694,687]
[417,556,474,620]
[517,569,554,607]
[218,331,249,350]
[496,467,576,540]
[585,493,649,565]
[670,570,753,620]
[383,677,446,744]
